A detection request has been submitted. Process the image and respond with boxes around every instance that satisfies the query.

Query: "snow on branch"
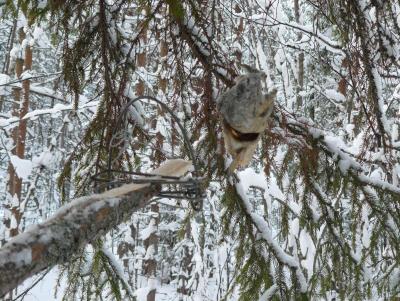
[285,115,400,196]
[309,181,372,281]
[165,1,237,86]
[0,99,98,129]
[282,114,400,237]
[0,159,193,297]
[233,180,308,293]
[0,182,156,297]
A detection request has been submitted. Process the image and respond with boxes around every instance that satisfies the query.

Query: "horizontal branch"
[283,114,400,196]
[233,180,308,293]
[0,100,98,129]
[0,159,193,297]
[0,183,157,297]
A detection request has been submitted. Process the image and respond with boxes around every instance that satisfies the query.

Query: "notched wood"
[31,243,46,262]
[95,207,111,223]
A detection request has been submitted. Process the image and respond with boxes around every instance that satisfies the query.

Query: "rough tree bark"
[143,203,159,301]
[5,27,26,245]
[294,0,304,109]
[136,8,160,301]
[14,30,32,201]
[0,159,192,298]
[4,26,33,241]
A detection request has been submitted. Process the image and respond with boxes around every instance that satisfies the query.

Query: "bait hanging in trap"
[92,96,205,211]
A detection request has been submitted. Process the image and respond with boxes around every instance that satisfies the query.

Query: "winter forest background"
[0,0,399,300]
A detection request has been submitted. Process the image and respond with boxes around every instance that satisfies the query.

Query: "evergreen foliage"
[0,0,399,300]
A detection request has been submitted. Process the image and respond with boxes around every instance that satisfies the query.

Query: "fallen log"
[0,159,192,297]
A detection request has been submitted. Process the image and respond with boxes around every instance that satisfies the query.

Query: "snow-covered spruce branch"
[283,115,400,238]
[165,0,237,86]
[353,0,392,141]
[266,18,344,54]
[0,72,62,87]
[100,246,135,298]
[0,159,193,297]
[309,181,371,280]
[20,116,75,217]
[233,180,308,295]
[284,115,400,196]
[176,22,235,86]
[0,100,98,129]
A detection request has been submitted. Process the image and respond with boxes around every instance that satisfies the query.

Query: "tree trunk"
[0,182,157,298]
[136,10,147,97]
[6,27,28,240]
[14,30,33,202]
[143,203,159,301]
[136,9,160,301]
[294,0,304,109]
[0,159,192,298]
